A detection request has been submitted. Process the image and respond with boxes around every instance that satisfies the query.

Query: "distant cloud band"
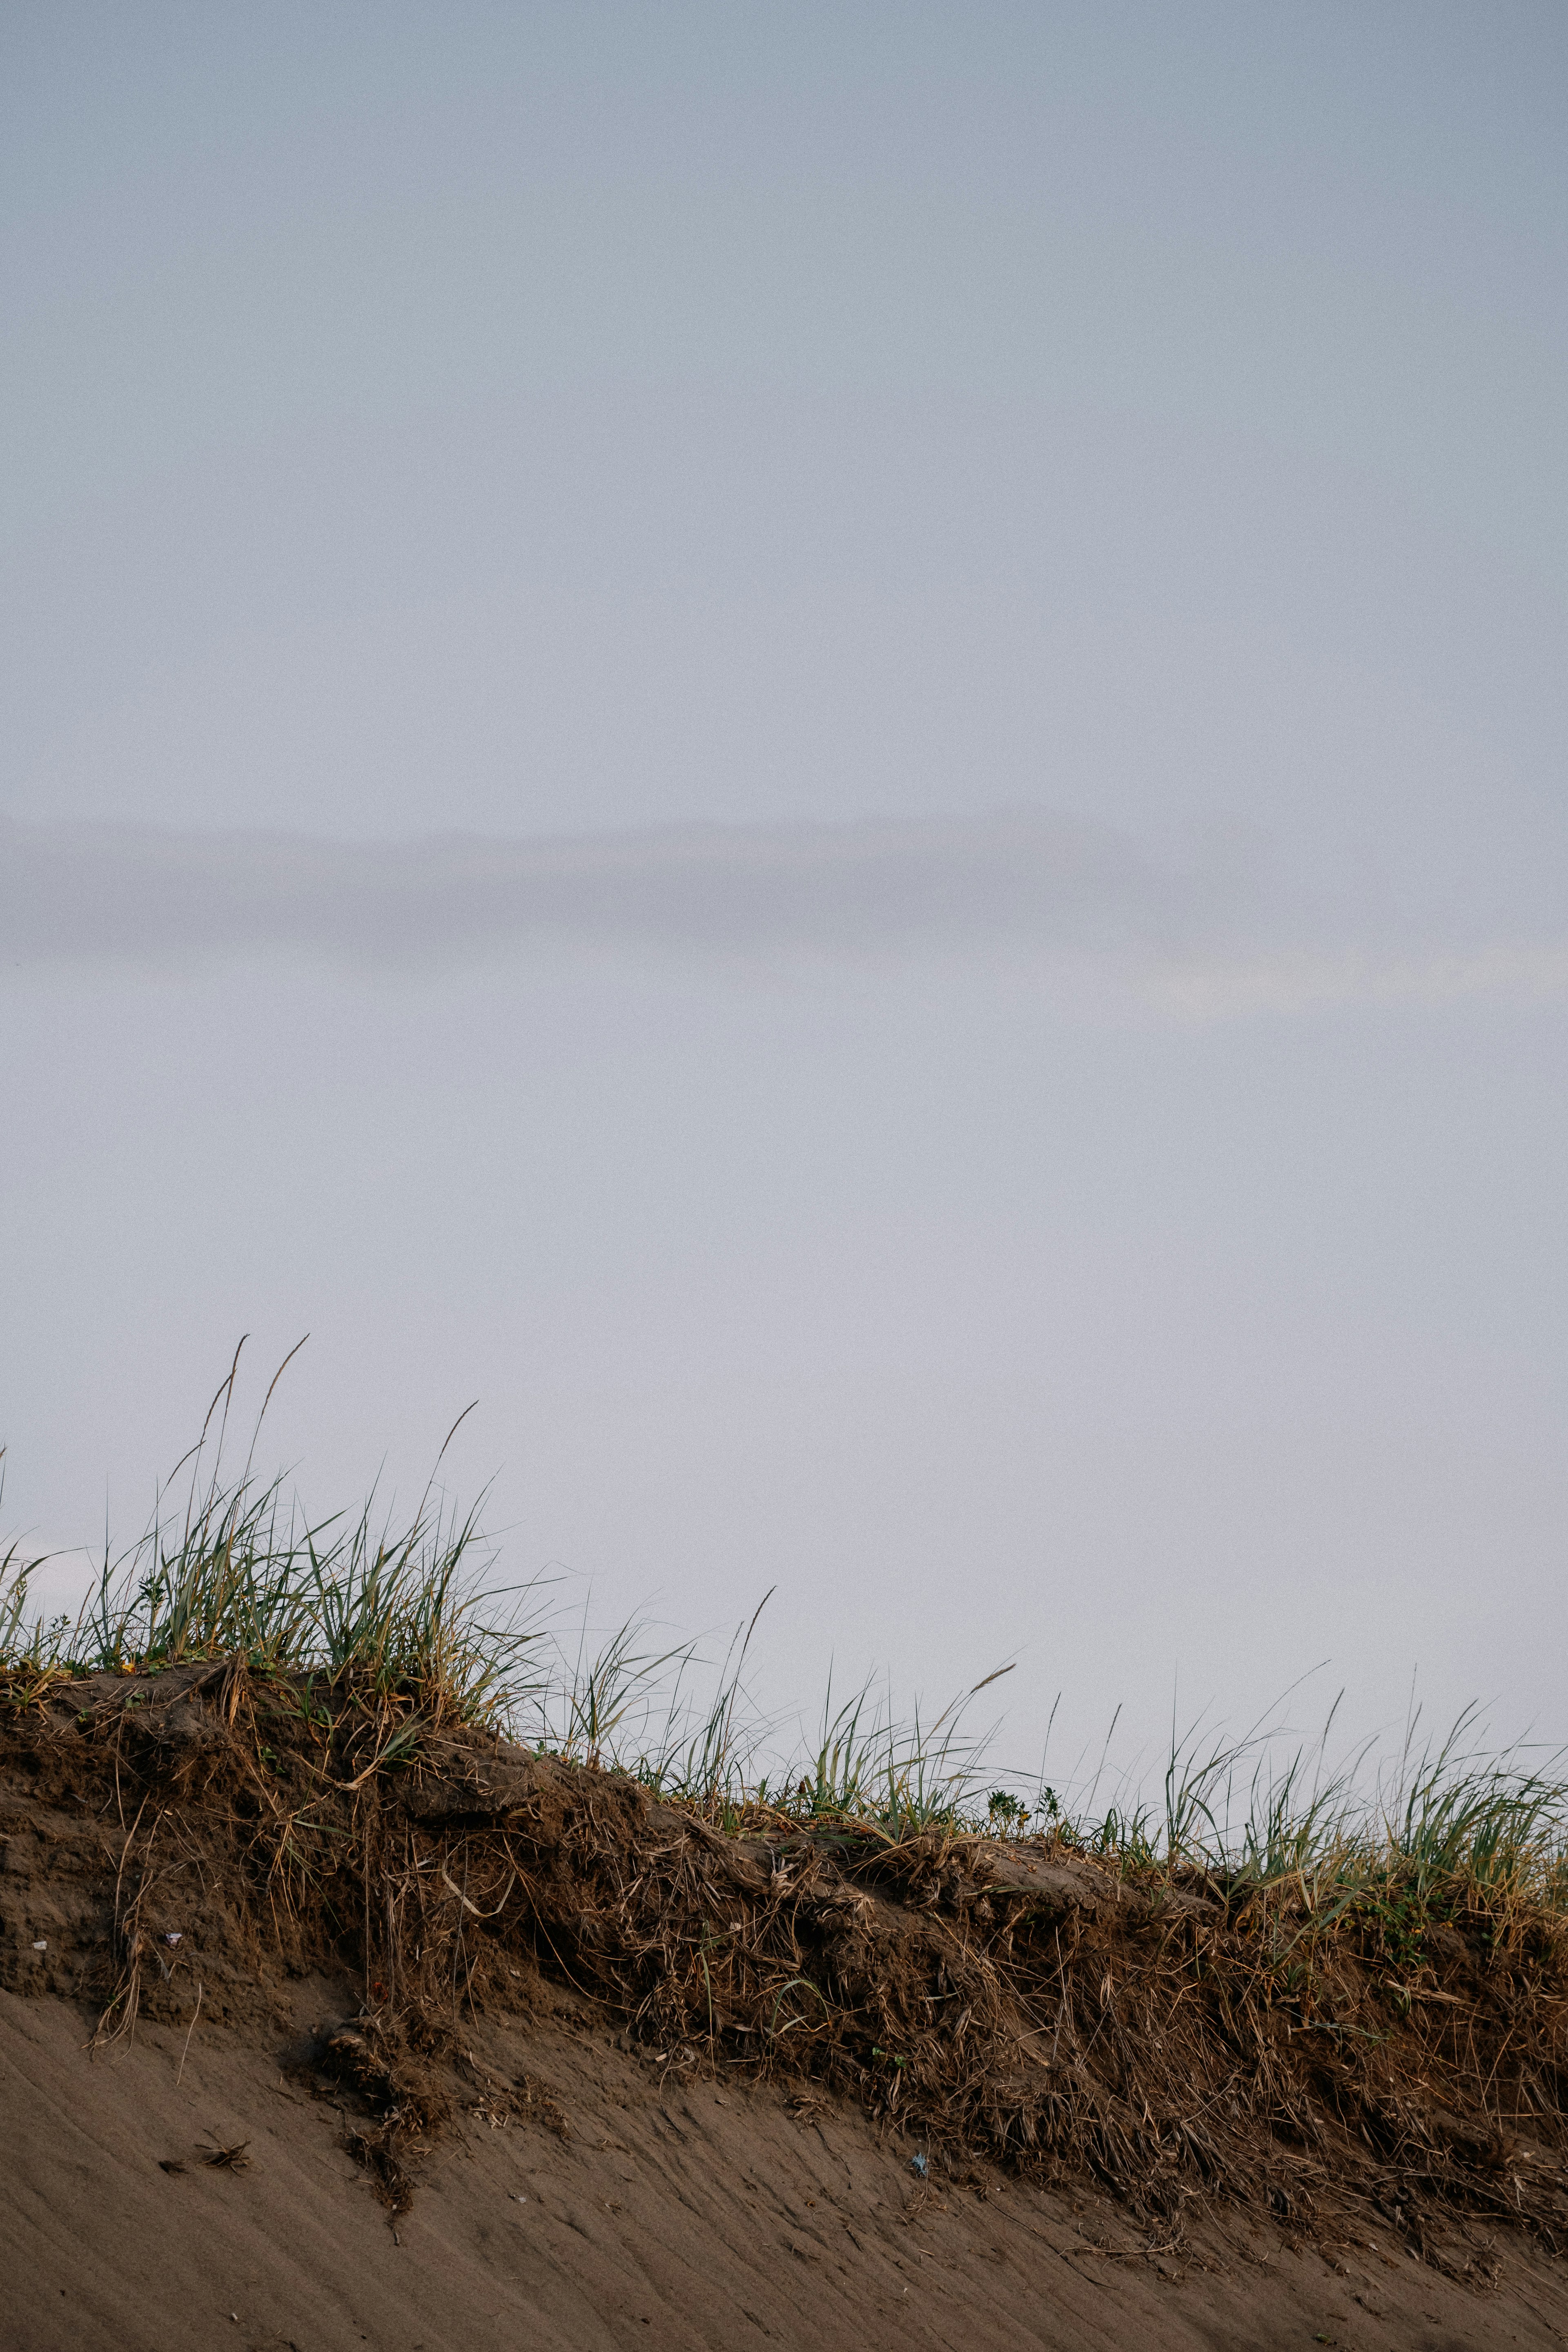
[3,811,1566,1018]
[0,809,1207,964]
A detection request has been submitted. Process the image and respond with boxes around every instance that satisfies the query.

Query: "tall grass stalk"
[12,1473,538,1726]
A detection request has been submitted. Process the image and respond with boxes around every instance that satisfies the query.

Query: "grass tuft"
[3,1376,1565,1958]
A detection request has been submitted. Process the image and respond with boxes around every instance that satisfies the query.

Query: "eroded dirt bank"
[2,1661,1567,2348]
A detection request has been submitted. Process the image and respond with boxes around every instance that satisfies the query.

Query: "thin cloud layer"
[4,812,1565,1017]
[1,810,1219,965]
[1153,941,1568,1021]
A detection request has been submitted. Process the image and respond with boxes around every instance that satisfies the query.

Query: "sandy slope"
[3,1984,1565,2352]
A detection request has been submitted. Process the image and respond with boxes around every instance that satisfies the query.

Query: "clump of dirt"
[2,1658,1566,2274]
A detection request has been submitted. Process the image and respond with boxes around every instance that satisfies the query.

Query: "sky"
[3,2,1566,1793]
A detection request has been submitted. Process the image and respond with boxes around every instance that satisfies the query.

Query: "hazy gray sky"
[3,4,1565,1783]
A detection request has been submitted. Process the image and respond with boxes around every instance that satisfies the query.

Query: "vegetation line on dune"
[2,1368,1566,1950]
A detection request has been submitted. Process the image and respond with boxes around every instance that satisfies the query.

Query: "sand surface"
[4,1985,1565,2352]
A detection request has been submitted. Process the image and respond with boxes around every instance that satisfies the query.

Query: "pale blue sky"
[3,4,1565,1782]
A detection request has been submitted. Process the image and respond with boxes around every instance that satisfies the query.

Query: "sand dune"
[7,1985,1567,2352]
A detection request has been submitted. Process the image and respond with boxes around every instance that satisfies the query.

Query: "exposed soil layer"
[3,1662,1568,2348]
